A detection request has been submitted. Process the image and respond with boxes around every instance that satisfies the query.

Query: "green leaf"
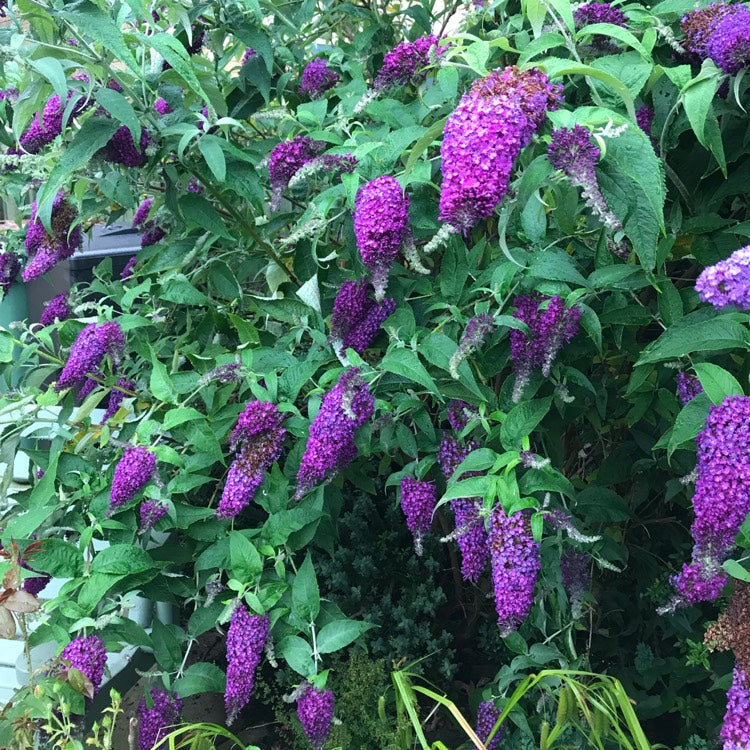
[94,88,141,144]
[174,662,226,697]
[574,23,651,57]
[682,66,720,149]
[381,348,439,395]
[588,265,650,290]
[464,40,490,75]
[637,312,750,364]
[722,558,750,582]
[0,331,15,362]
[315,619,376,654]
[90,545,156,575]
[209,261,242,300]
[500,397,553,450]
[161,275,211,305]
[29,57,67,101]
[528,249,589,287]
[230,532,263,583]
[31,539,83,578]
[139,32,210,103]
[151,619,183,672]
[179,194,234,239]
[665,392,711,457]
[149,357,179,405]
[198,135,227,183]
[441,475,493,501]
[278,635,315,677]
[36,119,120,225]
[163,407,205,431]
[693,362,744,404]
[292,553,320,622]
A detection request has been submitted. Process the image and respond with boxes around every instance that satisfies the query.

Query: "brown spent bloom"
[705,582,750,670]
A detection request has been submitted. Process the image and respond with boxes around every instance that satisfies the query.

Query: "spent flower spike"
[449,313,496,379]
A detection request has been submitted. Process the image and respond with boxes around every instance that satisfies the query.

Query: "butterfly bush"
[299,58,339,98]
[374,35,447,91]
[677,371,703,404]
[110,445,157,510]
[695,246,750,310]
[297,683,335,750]
[60,635,107,694]
[449,313,496,378]
[400,477,437,555]
[681,2,742,59]
[439,67,562,233]
[476,700,503,750]
[138,689,182,750]
[268,136,326,208]
[722,667,750,750]
[55,322,124,392]
[0,251,20,294]
[40,294,70,326]
[101,125,150,167]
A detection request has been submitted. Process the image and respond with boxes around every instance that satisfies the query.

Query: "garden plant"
[0,0,748,747]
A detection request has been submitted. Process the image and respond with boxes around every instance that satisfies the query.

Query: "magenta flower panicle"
[476,700,503,750]
[677,371,703,405]
[0,251,20,294]
[297,682,335,750]
[55,322,125,392]
[374,35,448,91]
[110,445,157,511]
[60,635,107,696]
[721,666,750,749]
[268,136,326,209]
[138,689,182,750]
[40,294,71,326]
[299,58,340,99]
[400,477,437,555]
[695,246,750,310]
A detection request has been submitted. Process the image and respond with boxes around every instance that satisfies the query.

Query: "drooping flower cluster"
[547,125,621,231]
[374,35,447,90]
[489,505,541,635]
[141,225,166,248]
[573,1,627,49]
[438,436,489,582]
[695,245,750,310]
[447,400,478,431]
[55,321,125,392]
[510,293,582,402]
[132,196,164,249]
[295,368,374,499]
[449,313,496,379]
[18,93,84,154]
[21,560,51,597]
[225,605,269,724]
[636,105,655,137]
[121,256,137,280]
[101,125,150,167]
[721,666,750,750]
[60,635,107,694]
[677,371,704,404]
[329,280,394,361]
[439,67,561,233]
[139,500,168,533]
[132,198,153,229]
[476,700,503,750]
[154,97,174,115]
[216,401,287,519]
[400,477,437,555]
[40,294,71,326]
[297,682,335,750]
[101,378,135,423]
[681,2,743,59]
[268,136,326,208]
[0,251,20,294]
[670,396,750,606]
[23,192,83,282]
[138,689,182,750]
[299,58,340,98]
[560,548,591,601]
[353,176,410,300]
[110,445,157,511]
[705,583,750,669]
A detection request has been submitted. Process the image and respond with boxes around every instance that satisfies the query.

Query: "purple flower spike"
[225,605,269,724]
[102,378,135,423]
[400,477,437,555]
[330,280,394,360]
[299,58,340,99]
[138,689,182,750]
[297,682,335,750]
[21,561,51,597]
[132,198,153,229]
[667,396,750,608]
[636,105,655,136]
[682,2,744,60]
[439,66,561,233]
[447,400,478,431]
[268,136,326,209]
[574,1,627,50]
[217,401,286,519]
[141,225,165,248]
[101,125,150,167]
[55,321,125,392]
[721,666,750,749]
[547,125,621,231]
[476,700,503,750]
[353,176,410,301]
[374,35,448,91]
[121,256,137,280]
[449,313,496,378]
[295,368,374,499]
[696,246,750,310]
[489,505,540,635]
[677,372,703,405]
[110,445,156,510]
[60,635,107,694]
[139,499,168,533]
[40,294,71,326]
[154,97,174,115]
[242,48,257,64]
[0,251,20,294]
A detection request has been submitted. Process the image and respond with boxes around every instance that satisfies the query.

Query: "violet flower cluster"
[60,635,107,694]
[55,321,125,392]
[216,401,286,519]
[242,48,257,64]
[400,477,437,555]
[670,396,750,606]
[18,93,85,154]
[110,445,157,511]
[121,256,137,280]
[297,682,335,750]
[677,371,703,404]
[681,2,744,60]
[489,505,541,635]
[330,280,394,361]
[476,700,503,750]
[573,1,627,50]
[722,666,750,750]
[547,125,622,231]
[101,125,150,167]
[268,136,326,208]
[154,97,174,115]
[23,192,83,282]
[353,176,410,300]
[139,500,168,533]
[40,294,71,326]
[132,196,165,249]
[295,368,374,499]
[138,689,182,750]
[706,5,750,73]
[21,561,51,597]
[438,435,489,583]
[439,66,561,233]
[449,313,496,379]
[299,58,340,98]
[510,293,582,402]
[695,245,750,309]
[447,400,479,431]
[374,35,447,90]
[636,105,655,137]
[0,251,20,295]
[101,378,135,423]
[225,605,269,724]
